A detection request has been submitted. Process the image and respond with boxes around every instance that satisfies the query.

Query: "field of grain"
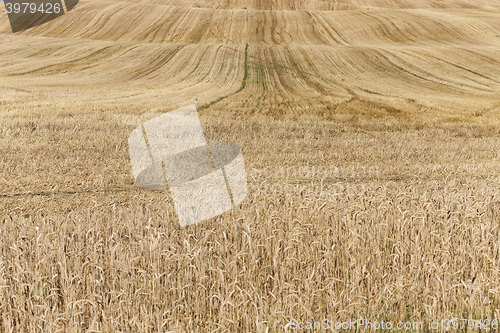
[1,0,500,331]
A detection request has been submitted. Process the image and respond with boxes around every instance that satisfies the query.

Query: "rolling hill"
[1,0,500,121]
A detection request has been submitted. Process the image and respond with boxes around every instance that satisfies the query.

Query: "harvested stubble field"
[2,0,500,331]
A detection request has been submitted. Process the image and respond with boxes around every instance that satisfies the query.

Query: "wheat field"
[1,0,500,332]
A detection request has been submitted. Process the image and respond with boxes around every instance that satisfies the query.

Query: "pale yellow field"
[1,0,500,332]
